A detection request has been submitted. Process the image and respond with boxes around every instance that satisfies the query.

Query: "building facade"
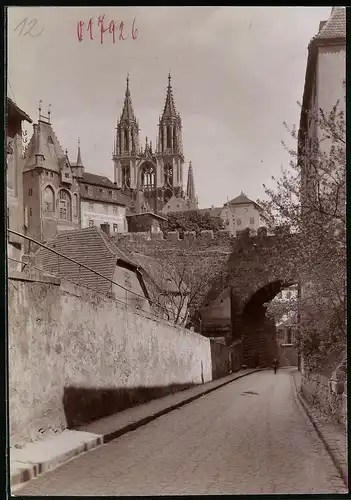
[113,74,197,214]
[220,192,270,237]
[23,104,81,244]
[23,105,131,244]
[6,98,32,270]
[299,7,346,207]
[79,171,130,234]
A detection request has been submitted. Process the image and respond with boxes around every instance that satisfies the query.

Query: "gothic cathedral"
[112,74,197,214]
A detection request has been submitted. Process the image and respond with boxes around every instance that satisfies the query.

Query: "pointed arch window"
[73,193,78,217]
[167,125,172,149]
[43,185,55,214]
[121,165,130,189]
[164,163,173,187]
[58,189,72,221]
[140,163,155,189]
[124,128,129,152]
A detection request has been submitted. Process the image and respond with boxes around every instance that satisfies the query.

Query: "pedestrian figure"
[273,357,278,374]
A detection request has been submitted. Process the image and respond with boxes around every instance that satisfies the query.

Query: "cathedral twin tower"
[112,74,197,214]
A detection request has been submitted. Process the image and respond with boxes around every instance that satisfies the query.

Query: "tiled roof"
[82,172,117,188]
[314,7,346,40]
[130,252,189,294]
[24,120,65,172]
[198,207,223,218]
[7,98,32,123]
[127,212,168,221]
[228,192,255,205]
[35,227,137,294]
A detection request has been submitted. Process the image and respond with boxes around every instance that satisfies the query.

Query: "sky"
[7,6,331,209]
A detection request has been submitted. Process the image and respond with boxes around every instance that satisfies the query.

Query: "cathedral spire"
[120,74,136,122]
[161,73,177,119]
[76,138,83,167]
[186,161,196,201]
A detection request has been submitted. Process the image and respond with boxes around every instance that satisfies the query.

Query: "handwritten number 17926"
[13,18,44,37]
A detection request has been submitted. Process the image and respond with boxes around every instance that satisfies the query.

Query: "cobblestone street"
[14,368,347,496]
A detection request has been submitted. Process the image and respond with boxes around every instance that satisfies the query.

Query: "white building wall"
[81,200,127,233]
[220,203,269,236]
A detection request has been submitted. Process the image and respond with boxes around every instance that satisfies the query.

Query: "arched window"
[72,193,78,217]
[121,165,130,189]
[140,163,155,188]
[58,189,72,221]
[124,128,129,152]
[43,185,55,214]
[167,126,172,149]
[164,164,173,187]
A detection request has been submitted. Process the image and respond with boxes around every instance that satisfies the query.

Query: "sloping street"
[14,368,346,496]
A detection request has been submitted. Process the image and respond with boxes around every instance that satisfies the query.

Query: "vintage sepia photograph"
[6,6,347,495]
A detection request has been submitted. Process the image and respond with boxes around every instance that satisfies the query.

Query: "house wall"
[220,203,268,236]
[317,45,346,121]
[112,266,150,313]
[81,200,127,233]
[7,110,26,269]
[9,277,216,446]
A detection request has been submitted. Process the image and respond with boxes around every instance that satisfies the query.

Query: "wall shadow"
[63,383,197,428]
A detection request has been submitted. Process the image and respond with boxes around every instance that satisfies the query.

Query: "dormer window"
[102,189,107,198]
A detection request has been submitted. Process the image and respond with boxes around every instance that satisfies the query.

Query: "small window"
[28,189,33,196]
[88,186,93,196]
[109,190,112,196]
[31,171,34,177]
[113,223,118,232]
[112,191,117,200]
[113,206,118,215]
[250,217,254,225]
[88,203,94,211]
[65,173,69,178]
[50,172,53,177]
[237,218,242,226]
[29,208,32,216]
[45,170,48,175]
[167,205,170,209]
[89,220,94,227]
[102,189,107,198]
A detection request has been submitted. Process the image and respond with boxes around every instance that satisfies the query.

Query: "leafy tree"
[262,100,346,371]
[133,244,227,327]
[160,210,224,237]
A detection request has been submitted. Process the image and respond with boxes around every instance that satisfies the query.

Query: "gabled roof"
[7,98,32,123]
[313,7,346,41]
[23,119,66,172]
[81,172,117,189]
[161,195,188,213]
[35,227,138,294]
[127,211,167,221]
[129,252,188,294]
[198,207,223,218]
[228,192,256,206]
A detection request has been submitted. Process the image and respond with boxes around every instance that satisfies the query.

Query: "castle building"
[112,74,197,214]
[7,98,32,270]
[23,104,130,245]
[23,103,81,244]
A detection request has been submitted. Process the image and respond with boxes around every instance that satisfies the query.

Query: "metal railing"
[7,228,196,328]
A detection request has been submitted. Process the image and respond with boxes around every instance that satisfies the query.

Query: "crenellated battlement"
[114,226,291,246]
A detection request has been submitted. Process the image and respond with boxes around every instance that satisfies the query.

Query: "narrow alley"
[14,368,346,496]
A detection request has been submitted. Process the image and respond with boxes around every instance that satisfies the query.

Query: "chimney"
[100,223,110,236]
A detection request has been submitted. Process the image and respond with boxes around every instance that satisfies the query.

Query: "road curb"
[291,372,347,488]
[11,368,262,490]
[101,368,263,444]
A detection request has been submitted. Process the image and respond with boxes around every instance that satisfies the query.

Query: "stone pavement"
[10,367,260,490]
[13,368,347,495]
[292,370,348,486]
